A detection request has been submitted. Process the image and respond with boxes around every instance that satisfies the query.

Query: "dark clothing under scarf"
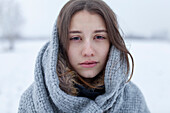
[75,83,105,100]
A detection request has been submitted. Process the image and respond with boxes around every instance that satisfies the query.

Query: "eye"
[95,35,105,40]
[70,36,81,41]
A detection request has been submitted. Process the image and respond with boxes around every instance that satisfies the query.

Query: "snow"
[128,40,170,113]
[0,40,170,113]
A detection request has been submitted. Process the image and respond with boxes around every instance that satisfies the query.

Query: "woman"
[18,0,150,112]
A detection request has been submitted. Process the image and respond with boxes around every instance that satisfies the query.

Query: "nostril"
[83,52,94,57]
[82,44,95,57]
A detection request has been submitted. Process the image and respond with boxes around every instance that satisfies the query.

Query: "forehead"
[69,10,106,30]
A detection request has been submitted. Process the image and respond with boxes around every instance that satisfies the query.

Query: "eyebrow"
[69,29,107,34]
[69,31,82,34]
[94,30,107,33]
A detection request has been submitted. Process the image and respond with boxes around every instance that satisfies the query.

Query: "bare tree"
[0,0,24,51]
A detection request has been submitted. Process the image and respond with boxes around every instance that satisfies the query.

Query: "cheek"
[67,46,79,65]
[102,50,109,62]
[99,44,110,60]
[67,49,74,63]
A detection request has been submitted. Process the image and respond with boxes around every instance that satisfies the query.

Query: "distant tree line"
[126,31,170,41]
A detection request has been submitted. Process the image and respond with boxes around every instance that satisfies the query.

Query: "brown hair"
[57,0,134,95]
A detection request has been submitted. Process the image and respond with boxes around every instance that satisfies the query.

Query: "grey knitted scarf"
[18,22,150,113]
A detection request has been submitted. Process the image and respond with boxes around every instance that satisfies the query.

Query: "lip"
[79,61,98,68]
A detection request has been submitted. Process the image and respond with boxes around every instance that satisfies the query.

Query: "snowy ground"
[0,39,170,113]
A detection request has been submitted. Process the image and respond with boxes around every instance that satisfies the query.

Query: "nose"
[82,43,95,57]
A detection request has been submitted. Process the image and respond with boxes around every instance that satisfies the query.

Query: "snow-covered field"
[0,39,170,113]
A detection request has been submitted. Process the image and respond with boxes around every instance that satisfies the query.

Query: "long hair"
[56,0,134,95]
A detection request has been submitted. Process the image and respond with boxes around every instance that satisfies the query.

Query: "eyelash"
[70,36,81,41]
[94,35,105,40]
[69,35,106,41]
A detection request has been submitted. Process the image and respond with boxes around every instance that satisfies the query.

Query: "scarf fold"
[18,20,150,113]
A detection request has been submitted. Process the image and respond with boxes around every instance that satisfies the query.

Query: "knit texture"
[18,21,150,113]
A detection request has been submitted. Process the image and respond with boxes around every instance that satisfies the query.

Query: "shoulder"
[18,83,36,113]
[124,82,143,98]
[121,82,150,113]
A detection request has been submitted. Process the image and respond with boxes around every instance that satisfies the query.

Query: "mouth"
[79,61,98,68]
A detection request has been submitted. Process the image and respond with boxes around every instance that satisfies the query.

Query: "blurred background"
[0,0,169,112]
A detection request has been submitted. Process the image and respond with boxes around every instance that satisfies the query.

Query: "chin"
[79,72,97,79]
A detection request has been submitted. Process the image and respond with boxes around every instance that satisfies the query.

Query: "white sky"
[16,0,170,38]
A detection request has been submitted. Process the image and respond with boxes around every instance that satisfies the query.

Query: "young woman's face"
[67,10,110,78]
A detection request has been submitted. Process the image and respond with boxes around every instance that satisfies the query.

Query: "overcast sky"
[16,0,170,38]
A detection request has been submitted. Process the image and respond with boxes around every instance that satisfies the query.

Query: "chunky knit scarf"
[18,21,150,113]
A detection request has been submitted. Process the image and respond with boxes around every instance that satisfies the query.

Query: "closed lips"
[80,61,98,65]
[79,61,98,68]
